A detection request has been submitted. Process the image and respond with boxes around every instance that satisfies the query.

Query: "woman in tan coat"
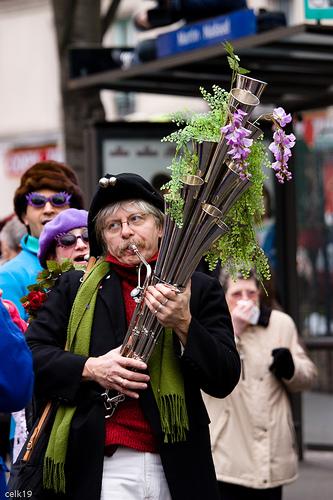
[203,271,317,500]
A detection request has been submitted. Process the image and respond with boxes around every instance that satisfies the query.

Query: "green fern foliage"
[161,84,272,280]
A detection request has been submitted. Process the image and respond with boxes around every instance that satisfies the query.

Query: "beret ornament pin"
[99,176,117,188]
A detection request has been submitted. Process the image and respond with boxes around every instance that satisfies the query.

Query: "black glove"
[269,348,295,380]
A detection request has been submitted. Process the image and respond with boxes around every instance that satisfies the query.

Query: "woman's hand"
[82,346,150,399]
[231,300,256,337]
[144,281,192,346]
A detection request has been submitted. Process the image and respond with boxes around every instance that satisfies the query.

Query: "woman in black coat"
[25,173,240,500]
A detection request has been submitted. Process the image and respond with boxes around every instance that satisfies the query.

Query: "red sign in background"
[5,144,62,177]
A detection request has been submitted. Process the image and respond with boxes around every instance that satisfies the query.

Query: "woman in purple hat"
[38,208,89,269]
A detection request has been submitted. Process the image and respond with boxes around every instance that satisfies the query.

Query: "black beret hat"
[88,172,164,258]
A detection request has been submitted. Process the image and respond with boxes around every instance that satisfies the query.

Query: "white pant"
[101,447,172,500]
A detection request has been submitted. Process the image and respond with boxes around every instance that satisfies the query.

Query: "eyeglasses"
[26,192,72,208]
[55,229,89,248]
[106,213,148,235]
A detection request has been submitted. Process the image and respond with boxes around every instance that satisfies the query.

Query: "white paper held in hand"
[237,300,260,325]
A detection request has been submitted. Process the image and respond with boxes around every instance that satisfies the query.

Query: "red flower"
[25,290,47,311]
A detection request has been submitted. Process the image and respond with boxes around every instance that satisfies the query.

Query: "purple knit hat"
[38,208,88,268]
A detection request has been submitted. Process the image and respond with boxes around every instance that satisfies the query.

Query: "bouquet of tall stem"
[122,57,294,350]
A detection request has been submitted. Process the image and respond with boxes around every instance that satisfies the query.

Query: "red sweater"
[104,254,158,453]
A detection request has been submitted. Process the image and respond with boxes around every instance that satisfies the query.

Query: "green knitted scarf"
[43,258,189,494]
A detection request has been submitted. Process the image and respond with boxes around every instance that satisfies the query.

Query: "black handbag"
[7,402,58,500]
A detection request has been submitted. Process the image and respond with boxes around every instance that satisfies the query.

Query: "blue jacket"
[0,301,33,498]
[0,455,8,500]
[0,234,42,319]
[0,300,33,412]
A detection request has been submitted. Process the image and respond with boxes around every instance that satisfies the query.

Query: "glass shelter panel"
[295,113,333,340]
[294,110,333,449]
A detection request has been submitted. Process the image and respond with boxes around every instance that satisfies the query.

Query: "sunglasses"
[55,230,89,248]
[26,192,72,208]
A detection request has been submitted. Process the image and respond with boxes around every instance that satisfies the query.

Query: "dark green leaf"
[223,41,234,56]
[61,260,74,273]
[238,67,251,75]
[46,260,59,272]
[227,56,238,71]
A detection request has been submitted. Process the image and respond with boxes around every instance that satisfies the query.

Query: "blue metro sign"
[156,9,256,58]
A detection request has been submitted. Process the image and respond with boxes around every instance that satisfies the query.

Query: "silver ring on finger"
[162,299,168,306]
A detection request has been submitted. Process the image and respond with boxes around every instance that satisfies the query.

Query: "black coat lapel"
[89,270,127,356]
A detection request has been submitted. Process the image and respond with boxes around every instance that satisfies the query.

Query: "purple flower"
[233,108,247,127]
[268,130,296,183]
[221,110,253,180]
[273,107,292,128]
